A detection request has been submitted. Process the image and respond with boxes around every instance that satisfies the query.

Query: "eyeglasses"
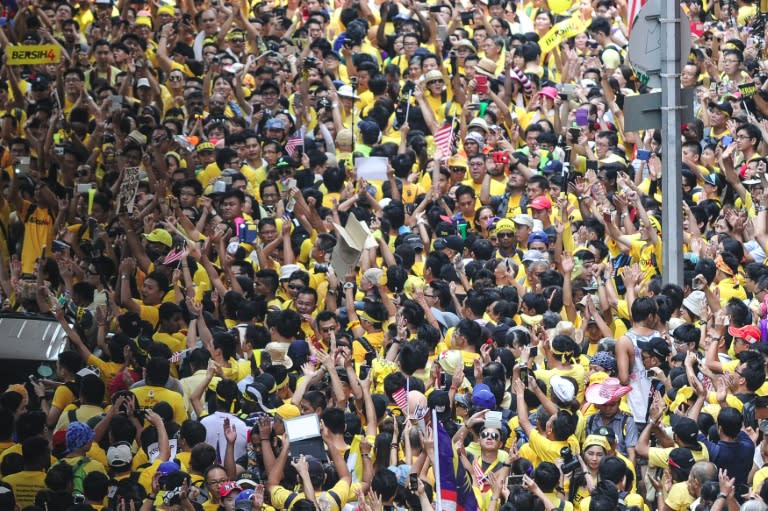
[424,293,436,298]
[288,284,303,290]
[169,74,183,82]
[450,167,466,173]
[497,232,513,238]
[480,430,500,440]
[207,478,228,486]
[427,80,442,85]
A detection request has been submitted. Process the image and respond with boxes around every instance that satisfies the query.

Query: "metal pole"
[660,0,683,285]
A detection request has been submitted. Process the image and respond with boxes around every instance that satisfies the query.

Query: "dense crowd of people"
[2,0,768,510]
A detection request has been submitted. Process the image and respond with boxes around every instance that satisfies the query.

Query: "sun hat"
[585,377,631,405]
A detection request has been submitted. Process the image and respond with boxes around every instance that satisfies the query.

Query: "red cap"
[727,325,761,344]
[219,481,241,498]
[530,196,553,210]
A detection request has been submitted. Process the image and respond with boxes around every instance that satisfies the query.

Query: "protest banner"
[6,44,61,65]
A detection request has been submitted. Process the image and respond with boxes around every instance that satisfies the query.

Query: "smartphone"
[439,373,452,389]
[438,24,447,40]
[409,473,418,492]
[646,370,655,378]
[76,183,94,193]
[519,367,528,383]
[560,84,578,97]
[586,159,598,171]
[220,176,233,185]
[467,103,480,111]
[109,95,124,113]
[460,11,474,24]
[529,346,538,358]
[636,149,651,161]
[507,475,524,486]
[17,156,30,173]
[286,178,297,190]
[213,180,227,193]
[722,135,734,147]
[430,5,443,11]
[475,75,489,94]
[359,365,371,380]
[568,127,581,141]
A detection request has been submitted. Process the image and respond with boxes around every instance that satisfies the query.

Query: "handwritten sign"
[117,167,141,214]
[6,44,61,65]
[539,14,591,55]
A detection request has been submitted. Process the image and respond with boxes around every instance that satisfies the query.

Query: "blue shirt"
[698,431,755,485]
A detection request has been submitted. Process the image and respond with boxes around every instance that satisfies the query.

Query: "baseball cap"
[530,196,553,210]
[464,132,485,146]
[274,403,300,420]
[527,231,549,246]
[265,118,286,130]
[668,447,695,472]
[542,160,563,174]
[512,214,534,228]
[143,228,173,248]
[671,416,699,445]
[436,235,464,253]
[219,481,241,498]
[107,442,133,468]
[137,78,151,88]
[401,233,424,250]
[158,461,181,476]
[638,337,671,359]
[472,383,496,409]
[708,101,733,116]
[728,324,761,344]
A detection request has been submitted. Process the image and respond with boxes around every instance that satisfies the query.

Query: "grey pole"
[660,0,684,285]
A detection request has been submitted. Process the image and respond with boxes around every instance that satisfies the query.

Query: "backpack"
[59,456,91,496]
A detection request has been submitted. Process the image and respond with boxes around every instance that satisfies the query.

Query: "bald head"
[688,461,718,498]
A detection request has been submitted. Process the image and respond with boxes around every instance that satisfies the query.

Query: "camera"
[314,263,328,273]
[560,447,580,474]
[317,97,332,110]
[304,55,318,69]
[492,151,510,165]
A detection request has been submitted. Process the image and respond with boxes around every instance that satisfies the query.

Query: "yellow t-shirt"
[2,469,47,508]
[665,481,694,511]
[270,479,351,511]
[131,385,188,423]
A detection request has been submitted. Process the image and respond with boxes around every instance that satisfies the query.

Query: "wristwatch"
[343,282,354,290]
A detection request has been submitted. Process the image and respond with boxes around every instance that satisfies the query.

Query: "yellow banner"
[539,14,591,55]
[6,44,61,65]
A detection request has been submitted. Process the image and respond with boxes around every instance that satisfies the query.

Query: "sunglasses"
[169,74,183,82]
[497,232,514,238]
[480,430,500,440]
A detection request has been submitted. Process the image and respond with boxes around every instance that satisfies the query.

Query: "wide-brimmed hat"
[585,377,631,405]
[475,58,497,78]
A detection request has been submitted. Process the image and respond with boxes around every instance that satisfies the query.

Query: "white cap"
[137,78,151,88]
[337,84,360,99]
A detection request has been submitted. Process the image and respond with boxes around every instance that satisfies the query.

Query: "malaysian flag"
[285,128,305,158]
[434,122,455,156]
[437,420,478,511]
[163,247,184,265]
[391,387,408,412]
[626,0,647,34]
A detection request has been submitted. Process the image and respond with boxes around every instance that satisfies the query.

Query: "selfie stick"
[432,409,442,511]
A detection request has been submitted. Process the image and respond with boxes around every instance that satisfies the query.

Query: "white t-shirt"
[201,411,248,461]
